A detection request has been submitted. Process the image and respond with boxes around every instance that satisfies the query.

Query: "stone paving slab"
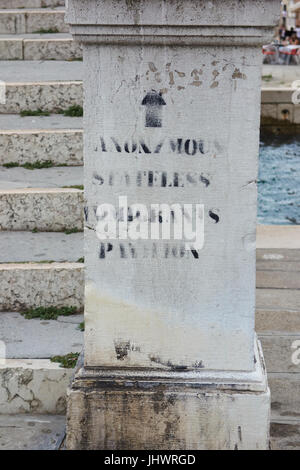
[0,311,83,358]
[0,231,83,262]
[0,114,82,129]
[0,415,65,449]
[0,60,83,82]
[0,166,83,189]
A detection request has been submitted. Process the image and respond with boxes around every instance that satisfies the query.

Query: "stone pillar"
[66,0,280,450]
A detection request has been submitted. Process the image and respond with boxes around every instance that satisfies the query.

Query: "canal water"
[258,134,300,225]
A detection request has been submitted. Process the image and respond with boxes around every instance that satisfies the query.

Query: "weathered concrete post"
[66,0,280,450]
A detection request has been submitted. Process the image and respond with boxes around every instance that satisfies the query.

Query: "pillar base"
[66,339,270,450]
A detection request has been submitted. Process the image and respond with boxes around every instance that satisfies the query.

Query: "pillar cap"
[66,0,281,46]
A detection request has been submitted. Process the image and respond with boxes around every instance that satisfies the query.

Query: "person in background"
[279,26,286,41]
[290,34,300,45]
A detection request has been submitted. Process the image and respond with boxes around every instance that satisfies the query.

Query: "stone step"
[257,269,300,290]
[256,308,300,333]
[0,115,82,166]
[0,414,65,449]
[0,188,83,231]
[0,312,83,359]
[0,8,68,35]
[0,231,83,263]
[270,416,300,450]
[257,225,300,250]
[0,360,74,415]
[256,289,300,312]
[0,61,83,114]
[0,33,82,60]
[0,166,83,189]
[261,87,300,125]
[0,1,64,8]
[0,262,83,311]
[259,333,300,373]
[0,308,82,416]
[269,372,300,421]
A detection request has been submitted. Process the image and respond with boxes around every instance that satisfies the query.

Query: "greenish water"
[258,135,300,225]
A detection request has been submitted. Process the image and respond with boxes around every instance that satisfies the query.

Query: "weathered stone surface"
[269,373,300,419]
[0,414,65,450]
[257,270,300,290]
[0,129,83,166]
[0,231,83,263]
[83,37,264,373]
[0,0,64,7]
[0,312,83,358]
[0,263,83,311]
[0,360,73,414]
[24,37,82,60]
[0,34,82,61]
[271,419,300,451]
[0,38,23,60]
[259,334,300,373]
[0,113,82,130]
[0,188,83,231]
[256,289,300,311]
[0,82,82,114]
[256,309,300,333]
[67,384,270,450]
[67,342,270,450]
[260,88,300,124]
[262,64,300,86]
[261,88,293,104]
[66,0,279,449]
[0,10,68,35]
[261,104,278,121]
[0,166,83,190]
[0,60,82,113]
[0,60,83,82]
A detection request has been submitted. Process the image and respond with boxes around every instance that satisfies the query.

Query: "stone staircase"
[0,0,84,418]
[0,0,299,450]
[256,230,300,440]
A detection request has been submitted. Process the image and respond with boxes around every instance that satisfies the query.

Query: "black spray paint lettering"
[209,210,220,223]
[141,90,166,128]
[99,136,207,156]
[92,170,210,188]
[98,242,200,260]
